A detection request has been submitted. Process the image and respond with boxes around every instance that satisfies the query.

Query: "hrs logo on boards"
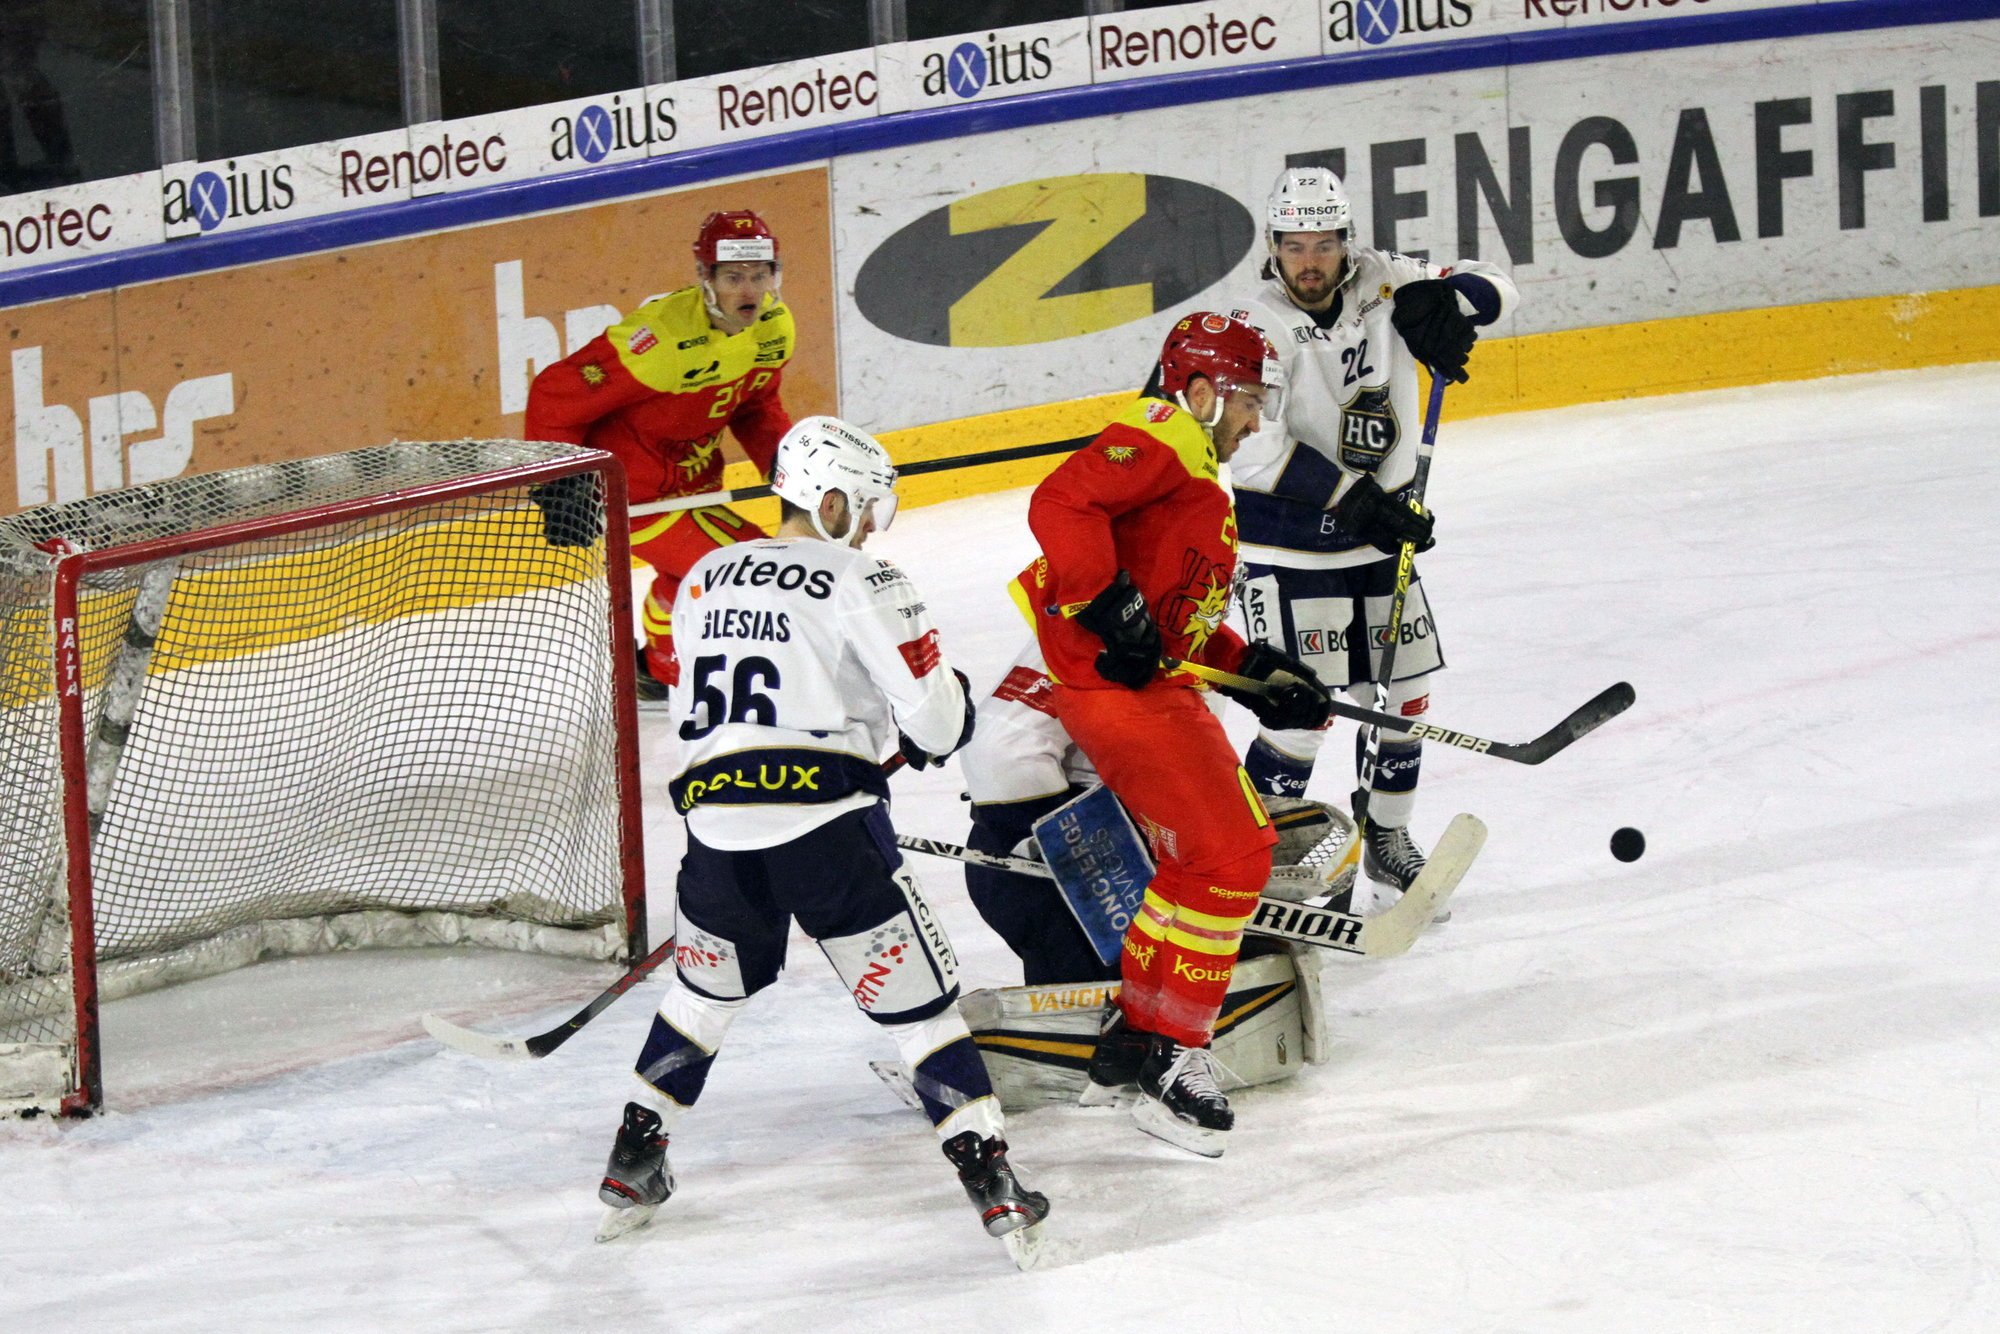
[1327,1,1474,45]
[922,34,1055,100]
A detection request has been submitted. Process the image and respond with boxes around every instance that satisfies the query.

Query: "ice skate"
[634,644,673,711]
[1078,1001,1147,1107]
[1132,1036,1233,1158]
[942,1131,1051,1270]
[1364,822,1448,923]
[595,1102,674,1242]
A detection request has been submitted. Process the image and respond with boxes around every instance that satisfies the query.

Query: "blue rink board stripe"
[3,0,1994,310]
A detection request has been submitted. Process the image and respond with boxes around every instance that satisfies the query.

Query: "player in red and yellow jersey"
[1012,313,1334,1156]
[526,210,795,702]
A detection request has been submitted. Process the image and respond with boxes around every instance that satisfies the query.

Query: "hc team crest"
[1339,384,1399,472]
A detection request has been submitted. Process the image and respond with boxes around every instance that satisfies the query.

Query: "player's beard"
[1280,262,1337,306]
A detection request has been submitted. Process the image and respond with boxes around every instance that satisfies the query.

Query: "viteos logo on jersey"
[1337,384,1400,471]
[855,173,1254,347]
[1327,0,1474,45]
[162,161,296,232]
[926,33,1057,100]
[550,92,678,163]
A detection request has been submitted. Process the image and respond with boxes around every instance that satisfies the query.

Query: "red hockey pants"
[631,504,765,675]
[1053,682,1275,1046]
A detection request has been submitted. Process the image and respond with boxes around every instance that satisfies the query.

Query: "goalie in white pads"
[596,416,1047,1256]
[1226,166,1519,904]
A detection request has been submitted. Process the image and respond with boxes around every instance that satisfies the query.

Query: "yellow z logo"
[948,174,1151,348]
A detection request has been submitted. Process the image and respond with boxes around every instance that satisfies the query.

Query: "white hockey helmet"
[771,415,899,545]
[1265,166,1352,243]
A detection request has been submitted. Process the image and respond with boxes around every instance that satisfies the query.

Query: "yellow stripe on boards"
[2,509,601,703]
[695,285,2000,548]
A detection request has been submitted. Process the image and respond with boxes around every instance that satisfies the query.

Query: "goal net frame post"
[26,445,648,1117]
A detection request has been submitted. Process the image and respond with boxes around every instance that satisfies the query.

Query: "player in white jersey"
[595,416,1048,1256]
[1225,167,1518,902]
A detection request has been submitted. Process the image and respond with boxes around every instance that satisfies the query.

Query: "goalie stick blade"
[422,1012,536,1062]
[1243,814,1483,958]
[1357,814,1486,958]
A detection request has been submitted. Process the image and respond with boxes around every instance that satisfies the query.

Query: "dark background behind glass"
[905,1,1087,42]
[438,1,641,120]
[188,0,402,160]
[3,0,155,193]
[671,0,871,81]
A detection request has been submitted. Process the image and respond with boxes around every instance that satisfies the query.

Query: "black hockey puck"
[1610,827,1646,862]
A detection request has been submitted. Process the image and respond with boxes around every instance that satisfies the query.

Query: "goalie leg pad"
[957,954,1310,1112]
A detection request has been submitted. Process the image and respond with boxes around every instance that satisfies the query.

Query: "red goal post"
[0,440,647,1116]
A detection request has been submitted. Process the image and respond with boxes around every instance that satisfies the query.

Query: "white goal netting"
[0,440,641,1113]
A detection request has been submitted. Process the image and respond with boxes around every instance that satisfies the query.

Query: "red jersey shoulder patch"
[628,326,659,355]
[898,628,941,678]
[1145,402,1174,424]
[991,665,1057,717]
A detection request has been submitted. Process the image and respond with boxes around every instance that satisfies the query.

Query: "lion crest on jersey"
[1169,549,1233,658]
[677,433,723,479]
[1338,385,1400,473]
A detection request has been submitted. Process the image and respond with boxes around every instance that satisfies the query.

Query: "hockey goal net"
[0,440,645,1116]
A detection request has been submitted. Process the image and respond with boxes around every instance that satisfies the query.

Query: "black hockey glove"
[1218,642,1333,732]
[1390,279,1477,385]
[528,472,602,548]
[1331,475,1435,556]
[1073,571,1161,690]
[899,670,975,770]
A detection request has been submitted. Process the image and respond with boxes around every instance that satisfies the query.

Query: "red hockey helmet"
[1157,312,1280,410]
[693,210,778,267]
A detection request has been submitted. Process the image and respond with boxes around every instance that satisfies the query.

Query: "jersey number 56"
[680,654,781,739]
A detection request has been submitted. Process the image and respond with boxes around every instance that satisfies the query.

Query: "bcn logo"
[853,172,1254,348]
[11,347,234,506]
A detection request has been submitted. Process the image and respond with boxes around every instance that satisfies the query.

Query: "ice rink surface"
[5,365,1998,1332]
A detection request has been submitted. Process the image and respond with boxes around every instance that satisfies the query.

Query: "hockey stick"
[627,433,1092,519]
[1355,369,1448,828]
[897,816,1485,959]
[1170,657,1635,766]
[422,935,675,1061]
[423,757,923,1061]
